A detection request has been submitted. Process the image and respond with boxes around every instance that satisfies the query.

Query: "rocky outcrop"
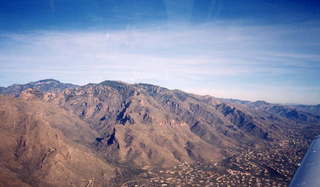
[215,103,269,140]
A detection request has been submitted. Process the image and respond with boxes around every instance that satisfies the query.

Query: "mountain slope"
[47,82,225,167]
[0,96,115,187]
[29,81,316,167]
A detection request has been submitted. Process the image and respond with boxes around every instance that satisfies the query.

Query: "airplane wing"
[290,136,320,187]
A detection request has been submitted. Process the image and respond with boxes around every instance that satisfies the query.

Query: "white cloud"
[0,23,319,104]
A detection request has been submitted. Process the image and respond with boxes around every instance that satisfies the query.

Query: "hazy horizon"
[0,0,319,104]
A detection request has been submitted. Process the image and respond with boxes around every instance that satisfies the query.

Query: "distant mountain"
[0,79,78,96]
[224,99,320,123]
[291,104,320,116]
[0,80,320,186]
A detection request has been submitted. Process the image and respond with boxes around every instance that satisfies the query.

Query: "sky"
[0,0,320,104]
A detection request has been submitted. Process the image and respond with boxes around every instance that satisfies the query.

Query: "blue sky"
[0,0,320,104]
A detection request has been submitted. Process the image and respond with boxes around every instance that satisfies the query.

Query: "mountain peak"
[99,80,129,87]
[35,79,61,83]
[0,79,78,96]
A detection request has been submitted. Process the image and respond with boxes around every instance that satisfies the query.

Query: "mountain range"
[0,79,319,186]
